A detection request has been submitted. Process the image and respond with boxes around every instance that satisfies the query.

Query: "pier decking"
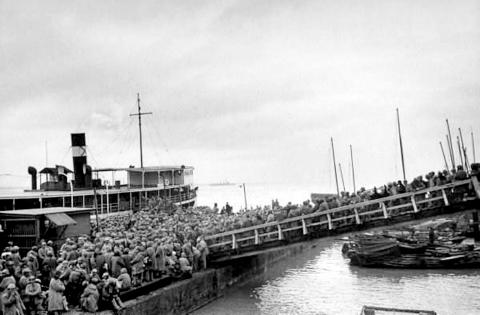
[205,177,480,260]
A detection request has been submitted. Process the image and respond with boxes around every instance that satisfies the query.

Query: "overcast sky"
[1,0,479,192]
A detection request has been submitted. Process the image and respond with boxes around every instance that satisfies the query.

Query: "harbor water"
[193,238,480,315]
[194,184,480,315]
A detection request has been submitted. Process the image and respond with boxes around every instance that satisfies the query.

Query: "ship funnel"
[27,166,37,190]
[71,133,87,188]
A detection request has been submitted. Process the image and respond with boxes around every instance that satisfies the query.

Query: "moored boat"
[345,233,480,269]
[360,305,437,315]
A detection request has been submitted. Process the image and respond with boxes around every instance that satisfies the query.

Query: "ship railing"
[169,192,196,204]
[205,177,479,253]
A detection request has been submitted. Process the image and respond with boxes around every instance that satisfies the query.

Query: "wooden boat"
[345,235,480,268]
[360,305,437,315]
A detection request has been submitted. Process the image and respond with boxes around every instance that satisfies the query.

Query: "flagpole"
[331,137,340,196]
[446,134,454,170]
[242,183,248,210]
[459,128,469,171]
[338,163,346,193]
[439,141,449,171]
[446,119,455,168]
[396,108,407,183]
[350,144,356,195]
[472,131,476,163]
[457,136,464,170]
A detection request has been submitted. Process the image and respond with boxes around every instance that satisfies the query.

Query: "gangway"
[205,177,480,260]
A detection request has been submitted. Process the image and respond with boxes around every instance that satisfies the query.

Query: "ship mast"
[396,108,407,183]
[130,93,152,168]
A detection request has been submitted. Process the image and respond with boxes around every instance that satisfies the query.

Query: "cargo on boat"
[344,215,480,268]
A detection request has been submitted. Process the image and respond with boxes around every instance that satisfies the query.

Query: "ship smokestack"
[27,166,37,190]
[71,133,87,188]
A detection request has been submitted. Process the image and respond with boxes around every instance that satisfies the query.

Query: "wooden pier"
[206,177,480,260]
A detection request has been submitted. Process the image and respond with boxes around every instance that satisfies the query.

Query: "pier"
[205,177,480,261]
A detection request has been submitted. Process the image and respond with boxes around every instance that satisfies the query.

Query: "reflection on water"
[193,238,480,315]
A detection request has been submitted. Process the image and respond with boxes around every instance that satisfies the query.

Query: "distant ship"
[209,180,236,186]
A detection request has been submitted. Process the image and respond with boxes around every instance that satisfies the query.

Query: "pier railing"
[205,177,480,254]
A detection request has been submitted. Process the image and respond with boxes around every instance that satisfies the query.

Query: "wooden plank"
[331,214,356,222]
[358,208,384,217]
[416,196,444,205]
[354,208,361,224]
[307,220,329,227]
[327,213,333,230]
[302,219,308,235]
[254,229,259,245]
[282,225,304,233]
[387,203,413,211]
[277,225,283,240]
[442,189,449,206]
[411,195,419,213]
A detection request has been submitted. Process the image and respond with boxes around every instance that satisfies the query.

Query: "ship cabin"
[125,165,194,188]
[0,207,92,254]
[38,165,73,191]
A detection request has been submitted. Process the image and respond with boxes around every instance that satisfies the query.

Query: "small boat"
[360,305,437,315]
[345,234,480,269]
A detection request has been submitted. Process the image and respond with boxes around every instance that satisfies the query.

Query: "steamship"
[0,132,197,212]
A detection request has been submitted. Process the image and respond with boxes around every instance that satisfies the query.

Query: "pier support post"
[354,208,361,224]
[442,189,450,206]
[411,195,419,213]
[381,202,388,219]
[277,225,283,240]
[254,229,259,245]
[326,214,333,230]
[302,219,308,235]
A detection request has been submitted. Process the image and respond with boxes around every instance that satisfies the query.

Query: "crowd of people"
[0,198,210,315]
[0,164,478,314]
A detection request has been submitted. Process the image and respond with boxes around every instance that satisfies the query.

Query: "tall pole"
[472,131,476,163]
[446,134,454,170]
[456,136,464,170]
[439,141,449,171]
[396,108,407,183]
[130,93,152,168]
[242,183,248,210]
[94,187,100,232]
[331,137,340,196]
[459,128,469,171]
[350,144,356,195]
[338,163,346,193]
[446,119,455,168]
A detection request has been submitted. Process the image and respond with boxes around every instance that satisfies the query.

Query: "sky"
[1,0,479,193]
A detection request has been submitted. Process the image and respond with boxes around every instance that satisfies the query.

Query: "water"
[193,238,480,315]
